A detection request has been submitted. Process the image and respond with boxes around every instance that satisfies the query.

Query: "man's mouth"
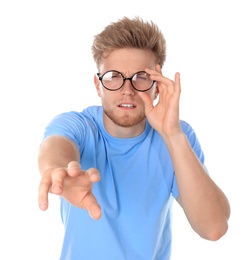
[118,103,136,108]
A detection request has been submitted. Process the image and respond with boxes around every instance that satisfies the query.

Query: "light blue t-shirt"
[43,106,205,260]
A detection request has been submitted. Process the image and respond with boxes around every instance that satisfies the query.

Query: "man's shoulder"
[82,105,102,116]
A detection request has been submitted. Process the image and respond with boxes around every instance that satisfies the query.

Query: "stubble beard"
[104,108,146,128]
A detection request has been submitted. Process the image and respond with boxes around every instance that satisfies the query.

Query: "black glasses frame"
[97,70,156,92]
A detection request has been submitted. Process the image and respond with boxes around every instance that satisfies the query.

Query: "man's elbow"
[199,221,229,241]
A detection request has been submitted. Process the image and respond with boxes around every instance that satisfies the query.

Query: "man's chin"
[105,112,145,128]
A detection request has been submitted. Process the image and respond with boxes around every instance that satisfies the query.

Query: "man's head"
[91,16,166,70]
[92,17,166,137]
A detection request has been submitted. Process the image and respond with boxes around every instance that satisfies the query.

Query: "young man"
[38,17,230,259]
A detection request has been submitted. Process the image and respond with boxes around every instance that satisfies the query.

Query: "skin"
[94,48,159,137]
[38,48,230,240]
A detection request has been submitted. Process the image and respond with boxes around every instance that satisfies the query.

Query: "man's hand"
[138,65,181,138]
[38,161,102,220]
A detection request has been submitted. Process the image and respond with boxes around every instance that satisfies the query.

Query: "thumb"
[138,92,154,115]
[87,196,102,220]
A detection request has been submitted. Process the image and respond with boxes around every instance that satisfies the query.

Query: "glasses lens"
[102,71,123,90]
[132,72,154,91]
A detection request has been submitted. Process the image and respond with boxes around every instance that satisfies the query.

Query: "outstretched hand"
[38,161,101,220]
[138,65,181,138]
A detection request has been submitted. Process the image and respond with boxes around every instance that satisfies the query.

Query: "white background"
[0,0,247,259]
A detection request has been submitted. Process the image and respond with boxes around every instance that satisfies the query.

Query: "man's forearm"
[38,135,80,175]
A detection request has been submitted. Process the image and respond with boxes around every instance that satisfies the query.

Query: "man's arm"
[139,66,230,240]
[38,135,102,219]
[165,132,230,240]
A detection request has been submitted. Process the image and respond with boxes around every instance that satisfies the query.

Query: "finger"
[174,72,181,95]
[145,64,162,75]
[50,168,67,194]
[88,200,102,220]
[83,193,102,220]
[83,169,101,219]
[38,176,51,211]
[144,69,175,95]
[67,161,81,177]
[138,91,154,115]
[86,168,101,183]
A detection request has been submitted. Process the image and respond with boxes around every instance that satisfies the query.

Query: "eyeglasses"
[97,70,156,92]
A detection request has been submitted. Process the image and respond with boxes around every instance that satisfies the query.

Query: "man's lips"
[118,103,136,108]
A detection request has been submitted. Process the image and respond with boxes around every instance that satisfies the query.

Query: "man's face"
[94,48,158,135]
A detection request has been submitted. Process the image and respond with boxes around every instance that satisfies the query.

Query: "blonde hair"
[92,16,166,69]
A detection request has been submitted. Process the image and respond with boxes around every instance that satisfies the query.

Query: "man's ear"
[154,84,159,100]
[94,75,101,97]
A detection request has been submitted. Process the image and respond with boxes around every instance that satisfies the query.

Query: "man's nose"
[121,78,135,95]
